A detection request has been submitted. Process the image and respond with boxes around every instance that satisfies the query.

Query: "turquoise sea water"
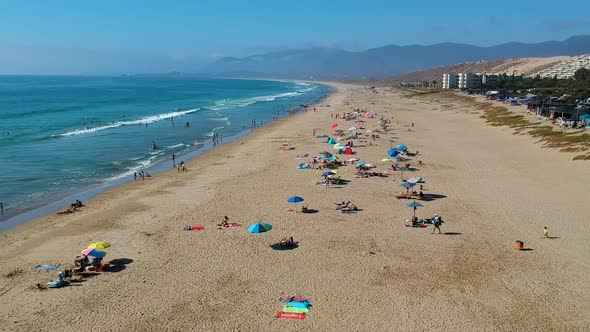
[0,76,330,225]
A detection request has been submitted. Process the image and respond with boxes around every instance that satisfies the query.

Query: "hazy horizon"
[2,0,589,75]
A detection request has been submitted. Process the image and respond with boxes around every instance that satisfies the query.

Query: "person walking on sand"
[134,172,137,181]
[432,215,443,234]
[543,226,549,238]
[172,153,176,167]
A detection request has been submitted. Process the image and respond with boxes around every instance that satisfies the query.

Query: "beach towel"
[281,296,312,304]
[284,301,310,309]
[405,224,427,228]
[283,306,310,314]
[33,264,60,271]
[341,210,358,214]
[276,312,306,320]
[218,223,241,229]
[185,226,204,231]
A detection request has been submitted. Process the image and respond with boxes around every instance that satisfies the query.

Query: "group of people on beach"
[134,171,151,181]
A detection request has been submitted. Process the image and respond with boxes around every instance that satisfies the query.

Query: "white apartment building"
[442,72,503,89]
[442,73,459,89]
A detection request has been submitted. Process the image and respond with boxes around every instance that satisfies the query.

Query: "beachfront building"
[482,73,500,87]
[442,73,459,89]
[457,73,482,89]
[442,72,508,89]
[535,55,590,79]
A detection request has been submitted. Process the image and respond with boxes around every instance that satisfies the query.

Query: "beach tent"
[343,148,353,155]
[396,144,408,152]
[327,138,336,144]
[388,148,398,157]
[580,114,590,127]
[247,222,272,233]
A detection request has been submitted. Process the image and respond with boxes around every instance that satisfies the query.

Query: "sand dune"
[0,83,588,331]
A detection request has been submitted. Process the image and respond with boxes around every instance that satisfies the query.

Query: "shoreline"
[0,81,334,232]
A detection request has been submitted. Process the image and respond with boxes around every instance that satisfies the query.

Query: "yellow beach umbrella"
[88,241,111,249]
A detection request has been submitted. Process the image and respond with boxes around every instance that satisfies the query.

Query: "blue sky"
[1,0,589,74]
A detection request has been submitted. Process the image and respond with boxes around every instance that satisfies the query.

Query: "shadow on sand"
[106,258,134,273]
[270,243,299,251]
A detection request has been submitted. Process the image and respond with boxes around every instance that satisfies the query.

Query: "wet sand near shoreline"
[0,83,588,331]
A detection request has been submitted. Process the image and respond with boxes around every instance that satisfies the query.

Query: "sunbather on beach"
[58,206,77,214]
[341,204,358,212]
[279,237,297,248]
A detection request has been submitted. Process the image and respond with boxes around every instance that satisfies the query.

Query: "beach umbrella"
[327,138,336,144]
[396,144,408,152]
[247,222,272,233]
[322,171,335,177]
[387,148,398,157]
[81,249,107,258]
[400,182,415,189]
[287,196,304,203]
[87,241,111,249]
[319,151,332,157]
[328,156,337,162]
[406,201,424,218]
[395,166,409,180]
[381,158,392,162]
[348,126,357,131]
[355,162,366,168]
[331,123,338,129]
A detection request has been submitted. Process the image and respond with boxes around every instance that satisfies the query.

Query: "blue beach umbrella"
[406,201,424,208]
[355,162,366,168]
[247,222,273,233]
[322,171,335,177]
[406,201,424,218]
[319,151,333,157]
[388,148,398,157]
[400,182,415,189]
[287,196,304,203]
[395,166,409,180]
[396,144,408,152]
[327,138,336,144]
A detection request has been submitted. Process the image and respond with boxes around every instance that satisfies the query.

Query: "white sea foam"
[57,108,200,137]
[210,91,301,111]
[166,143,187,149]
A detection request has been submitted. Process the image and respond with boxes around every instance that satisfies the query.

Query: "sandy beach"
[0,82,589,331]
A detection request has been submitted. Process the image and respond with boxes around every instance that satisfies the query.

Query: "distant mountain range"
[202,36,590,79]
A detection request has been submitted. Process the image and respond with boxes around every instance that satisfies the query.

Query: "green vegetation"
[496,68,590,102]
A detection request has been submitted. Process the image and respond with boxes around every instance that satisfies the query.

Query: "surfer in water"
[152,141,158,150]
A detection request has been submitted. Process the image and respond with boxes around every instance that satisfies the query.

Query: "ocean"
[0,76,330,227]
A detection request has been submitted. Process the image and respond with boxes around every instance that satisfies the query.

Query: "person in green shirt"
[543,226,549,238]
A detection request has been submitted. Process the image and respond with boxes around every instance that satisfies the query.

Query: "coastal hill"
[387,56,571,83]
[203,36,590,79]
